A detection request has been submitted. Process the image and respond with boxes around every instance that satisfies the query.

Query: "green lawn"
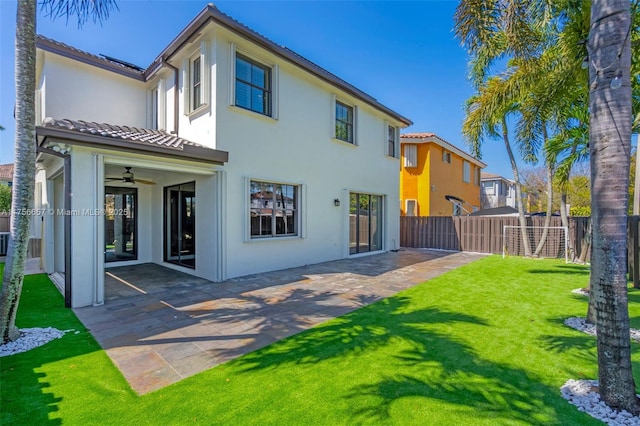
[2,256,637,425]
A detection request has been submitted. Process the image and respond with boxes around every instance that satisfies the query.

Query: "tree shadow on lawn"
[1,273,111,425]
[525,264,590,276]
[228,295,594,425]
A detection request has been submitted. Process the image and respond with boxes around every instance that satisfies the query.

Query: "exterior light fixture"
[334,198,340,207]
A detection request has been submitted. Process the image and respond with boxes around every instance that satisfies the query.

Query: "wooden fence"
[400,216,588,254]
[400,215,640,286]
[0,213,41,258]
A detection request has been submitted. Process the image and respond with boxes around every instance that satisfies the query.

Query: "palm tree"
[0,0,117,343]
[588,0,639,414]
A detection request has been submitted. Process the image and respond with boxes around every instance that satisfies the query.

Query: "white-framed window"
[474,167,481,186]
[149,79,166,130]
[406,199,417,216]
[183,41,210,115]
[191,55,202,111]
[404,144,417,168]
[463,160,471,183]
[482,181,495,195]
[249,179,300,238]
[387,124,398,157]
[235,53,272,116]
[335,100,355,143]
[443,150,452,163]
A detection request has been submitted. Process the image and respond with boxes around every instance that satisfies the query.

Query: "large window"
[350,193,383,254]
[105,187,137,263]
[250,180,298,238]
[335,101,354,143]
[236,54,272,116]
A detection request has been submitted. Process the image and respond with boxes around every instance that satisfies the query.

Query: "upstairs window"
[388,125,398,157]
[474,167,481,186]
[463,161,471,183]
[404,144,417,168]
[443,150,452,163]
[191,56,202,111]
[335,101,354,143]
[236,54,272,116]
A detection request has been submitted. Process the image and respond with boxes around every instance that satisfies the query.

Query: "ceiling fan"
[105,167,155,185]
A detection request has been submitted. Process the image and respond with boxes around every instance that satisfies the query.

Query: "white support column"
[93,154,105,306]
[214,170,227,282]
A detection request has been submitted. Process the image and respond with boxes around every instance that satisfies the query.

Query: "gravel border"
[0,327,72,357]
[561,379,640,425]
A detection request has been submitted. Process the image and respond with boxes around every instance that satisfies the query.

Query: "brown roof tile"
[0,164,14,180]
[41,118,204,150]
[401,132,437,139]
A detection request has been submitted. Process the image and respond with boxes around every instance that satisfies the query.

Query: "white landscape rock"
[561,379,640,426]
[0,327,72,357]
[572,288,590,296]
[563,316,640,424]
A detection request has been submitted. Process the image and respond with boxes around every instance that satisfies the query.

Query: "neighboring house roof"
[481,172,514,183]
[36,4,411,126]
[0,164,14,181]
[401,132,486,168]
[469,206,519,216]
[37,118,228,165]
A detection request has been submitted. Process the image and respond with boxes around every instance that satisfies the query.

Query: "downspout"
[37,144,72,308]
[162,59,180,136]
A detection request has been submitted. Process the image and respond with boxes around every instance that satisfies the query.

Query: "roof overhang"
[36,125,228,165]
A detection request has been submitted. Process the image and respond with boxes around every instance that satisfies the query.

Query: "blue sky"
[0,0,525,177]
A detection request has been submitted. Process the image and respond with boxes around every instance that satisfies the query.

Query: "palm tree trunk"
[0,0,37,343]
[559,193,577,261]
[589,0,639,413]
[535,126,553,257]
[502,116,531,256]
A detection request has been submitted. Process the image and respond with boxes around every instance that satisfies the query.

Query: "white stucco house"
[33,4,412,308]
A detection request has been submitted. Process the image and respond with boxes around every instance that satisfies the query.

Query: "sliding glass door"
[105,187,137,262]
[349,193,383,254]
[165,182,196,268]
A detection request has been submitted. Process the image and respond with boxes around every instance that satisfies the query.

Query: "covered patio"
[73,249,486,394]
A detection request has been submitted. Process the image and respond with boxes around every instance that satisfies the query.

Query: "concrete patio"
[73,248,486,394]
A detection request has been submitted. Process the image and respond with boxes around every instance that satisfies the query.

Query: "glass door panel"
[105,187,137,262]
[165,182,195,268]
[349,193,383,255]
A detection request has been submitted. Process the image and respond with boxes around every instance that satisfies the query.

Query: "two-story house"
[33,4,411,308]
[480,172,517,209]
[400,133,485,216]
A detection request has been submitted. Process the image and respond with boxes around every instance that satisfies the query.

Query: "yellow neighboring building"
[400,133,486,216]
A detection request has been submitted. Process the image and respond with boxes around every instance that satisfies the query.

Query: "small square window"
[443,150,452,164]
[335,101,354,143]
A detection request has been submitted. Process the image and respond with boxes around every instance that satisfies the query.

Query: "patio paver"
[73,248,486,394]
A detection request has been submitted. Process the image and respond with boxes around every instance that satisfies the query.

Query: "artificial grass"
[1,256,635,425]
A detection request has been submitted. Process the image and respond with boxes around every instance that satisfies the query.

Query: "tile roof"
[401,132,437,139]
[36,35,145,80]
[0,164,13,180]
[41,118,203,150]
[36,4,411,126]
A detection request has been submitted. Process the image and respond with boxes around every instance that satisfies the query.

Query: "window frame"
[463,160,471,183]
[404,144,417,168]
[334,99,355,144]
[183,40,210,116]
[235,53,273,117]
[405,199,417,216]
[387,124,398,158]
[442,150,452,164]
[248,179,301,240]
